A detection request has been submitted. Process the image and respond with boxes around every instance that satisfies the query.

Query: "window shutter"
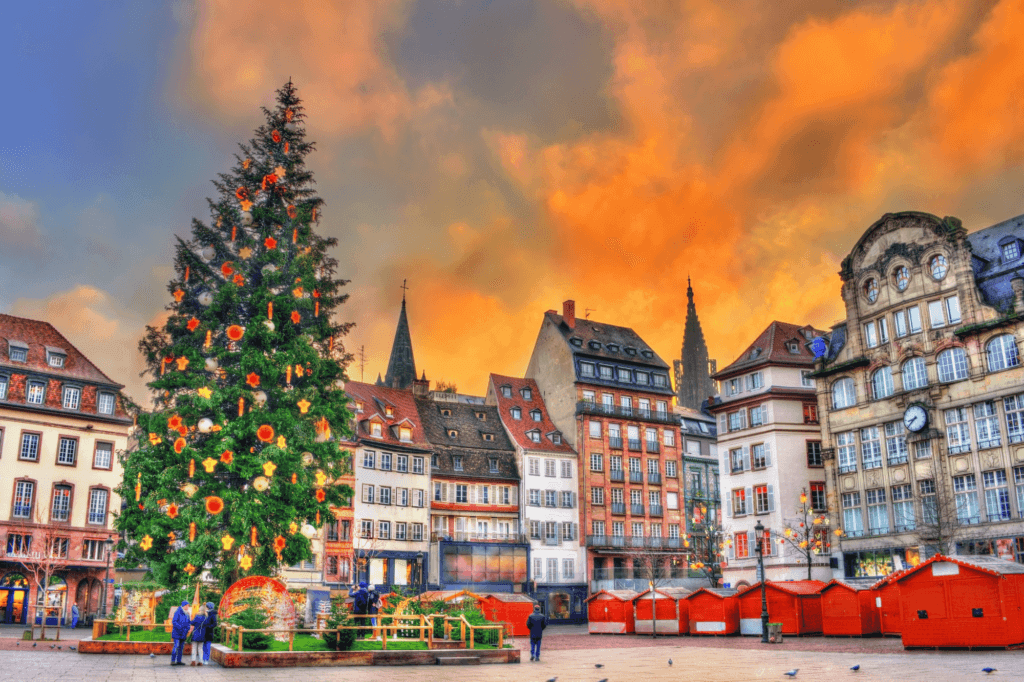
[744,486,753,515]
[747,530,754,554]
[767,484,775,512]
[728,538,734,559]
[741,445,751,471]
[724,497,731,518]
[764,442,772,467]
[572,492,577,508]
[573,523,579,540]
[511,487,518,505]
[765,402,774,423]
[718,414,727,433]
[745,375,752,391]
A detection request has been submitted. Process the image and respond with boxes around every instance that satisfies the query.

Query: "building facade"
[525,300,685,593]
[677,406,721,582]
[486,374,586,622]
[0,314,132,625]
[345,380,432,593]
[709,321,830,587]
[416,394,527,592]
[674,278,719,410]
[814,211,1024,581]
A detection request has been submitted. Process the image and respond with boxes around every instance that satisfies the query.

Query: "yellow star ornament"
[139,535,153,551]
[263,460,277,477]
[276,435,287,449]
[238,246,253,259]
[297,399,311,414]
[197,387,212,399]
[240,555,253,571]
[315,471,328,487]
[202,457,218,473]
[273,165,286,178]
[184,563,196,575]
[221,534,235,551]
[289,522,299,535]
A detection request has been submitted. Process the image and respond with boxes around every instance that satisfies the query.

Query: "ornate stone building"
[674,278,719,411]
[813,211,1024,581]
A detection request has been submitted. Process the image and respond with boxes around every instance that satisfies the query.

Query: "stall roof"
[585,589,639,603]
[894,554,1024,582]
[635,587,693,600]
[818,579,872,593]
[739,580,825,596]
[687,587,738,599]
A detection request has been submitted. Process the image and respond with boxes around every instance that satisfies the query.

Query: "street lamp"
[102,537,115,618]
[415,552,424,591]
[754,520,768,643]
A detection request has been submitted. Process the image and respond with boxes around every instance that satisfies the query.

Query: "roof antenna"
[585,308,596,319]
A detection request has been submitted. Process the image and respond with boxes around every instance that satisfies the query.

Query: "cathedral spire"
[674,278,718,410]
[383,288,417,390]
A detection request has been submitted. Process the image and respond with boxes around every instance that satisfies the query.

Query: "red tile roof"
[0,313,121,386]
[714,321,826,378]
[489,374,575,454]
[344,381,431,449]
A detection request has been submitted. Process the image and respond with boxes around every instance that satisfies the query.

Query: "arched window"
[986,334,1020,372]
[902,357,928,391]
[863,278,879,303]
[929,254,948,280]
[892,266,910,291]
[871,367,894,400]
[832,378,856,409]
[937,347,968,382]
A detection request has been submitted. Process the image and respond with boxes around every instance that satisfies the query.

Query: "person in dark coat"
[367,586,382,640]
[170,601,191,666]
[349,582,369,637]
[202,602,218,665]
[525,604,547,662]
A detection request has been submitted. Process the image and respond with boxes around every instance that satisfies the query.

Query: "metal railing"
[431,532,527,543]
[629,471,644,484]
[630,504,645,516]
[648,473,662,485]
[646,441,660,454]
[585,535,687,550]
[609,437,624,449]
[591,566,690,580]
[649,504,664,517]
[628,439,643,451]
[887,454,908,465]
[576,401,679,426]
[610,469,624,482]
[611,503,626,515]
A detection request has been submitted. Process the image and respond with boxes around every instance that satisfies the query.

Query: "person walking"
[202,602,218,666]
[525,604,547,662]
[170,601,191,666]
[367,585,382,640]
[70,603,79,630]
[188,603,209,666]
[349,582,369,638]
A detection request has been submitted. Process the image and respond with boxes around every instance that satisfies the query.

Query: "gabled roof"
[869,569,911,590]
[585,589,639,603]
[635,587,693,600]
[489,374,575,454]
[893,553,1024,582]
[738,580,825,596]
[818,579,871,593]
[415,398,519,481]
[685,587,738,599]
[0,313,122,387]
[344,381,431,450]
[544,310,670,370]
[713,321,825,378]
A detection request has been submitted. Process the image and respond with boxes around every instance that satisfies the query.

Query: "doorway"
[0,573,29,625]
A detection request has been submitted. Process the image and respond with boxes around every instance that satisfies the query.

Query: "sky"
[2,0,1024,405]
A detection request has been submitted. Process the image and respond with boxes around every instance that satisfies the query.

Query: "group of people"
[170,601,218,666]
[348,582,382,639]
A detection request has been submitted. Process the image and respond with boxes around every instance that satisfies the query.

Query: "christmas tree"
[117,81,354,590]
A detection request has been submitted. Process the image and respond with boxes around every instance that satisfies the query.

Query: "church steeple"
[383,283,417,389]
[674,277,718,410]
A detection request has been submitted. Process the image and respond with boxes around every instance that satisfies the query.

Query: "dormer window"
[636,371,649,385]
[354,401,364,412]
[551,433,562,445]
[570,337,583,347]
[440,408,452,417]
[62,385,81,410]
[528,430,541,443]
[787,341,799,354]
[8,341,28,363]
[370,422,383,437]
[511,407,522,420]
[431,454,438,467]
[475,411,486,421]
[489,458,499,473]
[521,388,532,401]
[625,347,637,356]
[399,426,412,442]
[1002,238,1021,262]
[530,409,542,422]
[500,385,512,397]
[483,433,495,442]
[384,405,394,417]
[653,374,668,387]
[453,455,463,470]
[588,341,601,350]
[641,350,654,359]
[447,429,458,438]
[616,368,631,382]
[47,350,66,368]
[750,348,761,359]
[607,344,619,353]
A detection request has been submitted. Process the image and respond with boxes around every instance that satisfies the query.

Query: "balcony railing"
[649,504,664,517]
[610,469,624,482]
[628,439,643,451]
[609,437,624,450]
[629,471,643,484]
[611,503,626,515]
[646,441,660,454]
[838,465,857,474]
[887,454,908,466]
[544,536,561,546]
[630,504,645,516]
[585,535,687,550]
[576,401,680,426]
[648,473,662,485]
[431,532,528,544]
[988,513,1011,522]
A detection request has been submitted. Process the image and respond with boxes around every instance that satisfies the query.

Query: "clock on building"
[903,405,928,432]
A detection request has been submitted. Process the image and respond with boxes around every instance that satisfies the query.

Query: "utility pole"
[358,346,366,382]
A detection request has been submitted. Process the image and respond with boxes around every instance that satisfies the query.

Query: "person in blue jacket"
[202,602,218,665]
[70,603,80,629]
[188,603,209,666]
[170,601,191,666]
[525,604,547,662]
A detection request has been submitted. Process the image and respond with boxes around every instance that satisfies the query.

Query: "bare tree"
[908,475,980,559]
[12,507,68,640]
[780,489,833,581]
[626,542,687,638]
[685,502,725,587]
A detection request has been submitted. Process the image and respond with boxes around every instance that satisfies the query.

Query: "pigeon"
[32,643,37,647]
[595,664,604,668]
[68,646,76,651]
[851,665,860,671]
[983,669,997,674]
[50,645,55,649]
[547,678,557,682]
[149,653,156,659]
[598,679,608,682]
[57,646,62,650]
[668,659,673,666]
[784,671,799,678]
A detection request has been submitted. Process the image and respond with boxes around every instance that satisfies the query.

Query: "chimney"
[412,371,429,398]
[563,300,576,329]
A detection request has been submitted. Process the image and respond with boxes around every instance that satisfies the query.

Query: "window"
[592,487,605,505]
[807,441,823,467]
[892,484,914,531]
[455,485,468,503]
[837,431,856,474]
[582,390,595,403]
[521,387,532,400]
[752,443,767,469]
[0,375,7,400]
[653,373,669,387]
[362,485,374,503]
[378,521,390,540]
[937,347,968,382]
[81,538,106,561]
[480,486,490,504]
[894,310,908,337]
[902,357,928,390]
[946,296,961,325]
[580,362,595,377]
[871,366,894,400]
[893,265,910,291]
[57,437,77,465]
[730,447,744,473]
[974,402,1001,449]
[97,392,115,415]
[399,426,412,442]
[928,300,945,328]
[832,378,856,409]
[599,365,614,380]
[864,321,878,348]
[810,482,826,511]
[732,489,747,516]
[908,306,923,333]
[914,440,933,460]
[397,488,408,506]
[727,378,740,396]
[9,344,27,362]
[842,492,863,536]
[666,491,678,510]
[590,453,603,471]
[861,427,881,470]
[545,459,556,477]
[631,522,644,538]
[531,409,542,422]
[453,456,463,471]
[378,453,392,471]
[1006,394,1024,444]
[884,422,907,464]
[48,351,65,368]
[864,278,878,303]
[1015,467,1024,522]
[945,407,972,454]
[754,484,772,514]
[395,522,407,540]
[394,454,408,473]
[7,534,31,556]
[747,372,764,390]
[636,371,649,385]
[734,533,749,559]
[57,384,79,410]
[1003,241,1021,261]
[803,403,818,424]
[611,521,624,538]
[528,430,541,443]
[930,254,948,280]
[587,420,601,439]
[560,460,572,478]
[953,474,979,524]
[749,405,765,427]
[370,422,383,437]
[616,368,631,383]
[51,485,71,522]
[501,385,512,398]
[528,458,540,476]
[88,488,108,525]
[363,451,375,468]
[413,457,424,474]
[987,334,1020,372]
[20,432,40,461]
[27,381,45,405]
[562,559,574,580]
[413,489,424,507]
[866,489,888,535]
[529,489,540,506]
[360,520,373,539]
[760,528,774,556]
[983,470,1011,521]
[920,479,937,525]
[801,370,814,387]
[728,410,746,431]
[412,523,424,541]
[545,490,557,508]
[665,460,677,477]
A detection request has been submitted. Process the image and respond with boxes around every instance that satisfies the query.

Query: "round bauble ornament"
[240,211,253,227]
[300,523,317,539]
[253,390,268,406]
[200,246,216,262]
[253,476,270,492]
[205,357,219,372]
[301,452,314,466]
[198,291,214,306]
[263,320,276,332]
[180,483,198,498]
[333,379,346,391]
[262,264,278,275]
[198,418,214,433]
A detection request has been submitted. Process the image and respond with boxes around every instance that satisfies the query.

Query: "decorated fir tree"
[116,82,354,590]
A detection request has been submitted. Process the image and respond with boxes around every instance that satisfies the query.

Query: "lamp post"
[415,552,424,592]
[101,537,115,618]
[754,520,768,643]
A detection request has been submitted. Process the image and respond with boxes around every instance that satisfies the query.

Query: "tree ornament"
[264,320,276,332]
[205,496,224,514]
[167,503,179,519]
[202,457,218,473]
[315,470,327,486]
[315,417,331,442]
[315,511,320,525]
[200,246,216,262]
[239,246,253,259]
[221,262,234,277]
[261,174,278,191]
[302,452,314,466]
[189,522,196,542]
[238,397,245,417]
[262,461,277,477]
[181,483,198,498]
[315,489,326,503]
[148,433,162,445]
[221,534,235,551]
[289,522,298,535]
[135,472,142,501]
[273,165,286,178]
[184,563,196,575]
[262,264,278,275]
[168,531,176,541]
[197,386,212,399]
[272,130,282,143]
[174,438,187,454]
[267,301,273,319]
[175,356,190,371]
[284,141,290,154]
[291,310,301,324]
[198,417,214,433]
[277,435,287,449]
[295,364,305,377]
[240,555,253,571]
[204,330,212,349]
[139,536,153,551]
[241,211,253,227]
[315,301,319,317]
[173,289,185,302]
[236,186,249,201]
[286,366,292,384]
[291,473,297,484]
[257,425,275,442]
[220,450,234,464]
[264,236,278,250]
[246,372,261,388]
[285,108,294,122]
[301,523,316,539]
[253,390,268,406]
[250,526,259,545]
[287,205,298,219]
[273,535,286,560]
[197,291,214,307]
[189,459,195,477]
[253,476,270,492]
[227,325,245,341]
